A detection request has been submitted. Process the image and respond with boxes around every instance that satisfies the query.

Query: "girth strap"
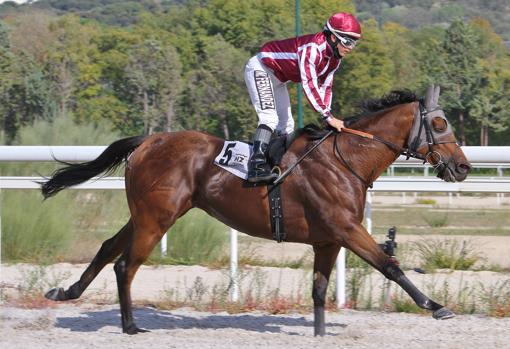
[268,184,285,243]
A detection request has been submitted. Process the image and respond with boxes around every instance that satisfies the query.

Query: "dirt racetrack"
[1,303,510,349]
[1,263,510,349]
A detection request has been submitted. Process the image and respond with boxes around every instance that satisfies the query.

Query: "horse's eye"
[431,117,447,132]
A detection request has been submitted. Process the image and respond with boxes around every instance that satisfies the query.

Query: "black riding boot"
[247,125,278,183]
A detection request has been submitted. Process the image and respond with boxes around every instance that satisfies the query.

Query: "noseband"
[335,100,458,187]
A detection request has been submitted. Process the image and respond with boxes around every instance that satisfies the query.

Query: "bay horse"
[42,86,471,336]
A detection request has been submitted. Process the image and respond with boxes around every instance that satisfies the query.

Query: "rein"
[334,126,419,188]
[273,101,457,188]
[333,101,457,188]
[272,130,333,186]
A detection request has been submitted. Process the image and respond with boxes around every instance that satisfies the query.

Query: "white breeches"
[244,55,294,134]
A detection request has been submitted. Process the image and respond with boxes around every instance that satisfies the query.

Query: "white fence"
[2,146,510,306]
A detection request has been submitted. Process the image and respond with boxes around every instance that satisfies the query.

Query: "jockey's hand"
[326,116,344,132]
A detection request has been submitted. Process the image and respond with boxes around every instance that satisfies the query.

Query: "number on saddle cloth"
[213,133,295,180]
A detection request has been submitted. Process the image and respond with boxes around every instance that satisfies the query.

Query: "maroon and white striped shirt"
[258,32,341,118]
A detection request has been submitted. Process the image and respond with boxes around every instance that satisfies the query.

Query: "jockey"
[244,12,362,183]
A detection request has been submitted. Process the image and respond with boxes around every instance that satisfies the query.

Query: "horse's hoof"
[433,307,455,320]
[124,325,150,335]
[45,287,67,301]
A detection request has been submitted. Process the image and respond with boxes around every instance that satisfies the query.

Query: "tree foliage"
[0,1,509,145]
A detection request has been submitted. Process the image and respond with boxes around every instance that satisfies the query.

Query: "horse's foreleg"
[342,224,454,319]
[312,243,340,336]
[379,258,454,319]
[45,219,133,301]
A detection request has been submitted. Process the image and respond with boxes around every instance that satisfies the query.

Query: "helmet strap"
[324,31,342,59]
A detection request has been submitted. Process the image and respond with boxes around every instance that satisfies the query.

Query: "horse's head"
[407,85,471,182]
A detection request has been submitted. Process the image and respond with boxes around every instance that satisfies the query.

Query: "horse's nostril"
[458,163,471,173]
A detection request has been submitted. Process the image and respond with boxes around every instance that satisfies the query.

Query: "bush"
[2,190,74,262]
[1,115,130,263]
[414,238,481,271]
[422,211,449,227]
[416,198,437,205]
[345,251,372,309]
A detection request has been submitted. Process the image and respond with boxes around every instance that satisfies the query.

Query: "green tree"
[435,20,481,145]
[126,39,182,134]
[333,18,395,116]
[382,22,422,91]
[0,20,16,143]
[468,19,510,145]
[180,35,253,140]
[92,27,140,134]
[300,0,355,33]
[411,26,446,91]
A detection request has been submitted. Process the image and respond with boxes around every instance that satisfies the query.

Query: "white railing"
[2,145,510,306]
[3,175,510,192]
[2,145,510,162]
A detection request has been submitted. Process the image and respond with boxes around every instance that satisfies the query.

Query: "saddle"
[266,131,299,169]
[214,125,323,243]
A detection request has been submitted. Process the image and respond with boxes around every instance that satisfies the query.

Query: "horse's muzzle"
[437,160,471,182]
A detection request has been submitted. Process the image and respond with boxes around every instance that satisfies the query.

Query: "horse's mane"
[303,89,418,140]
[344,89,418,126]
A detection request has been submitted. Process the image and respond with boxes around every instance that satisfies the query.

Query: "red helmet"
[324,12,362,39]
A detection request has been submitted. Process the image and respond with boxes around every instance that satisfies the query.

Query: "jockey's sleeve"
[298,44,338,119]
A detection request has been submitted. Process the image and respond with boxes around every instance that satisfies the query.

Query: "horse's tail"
[41,135,147,199]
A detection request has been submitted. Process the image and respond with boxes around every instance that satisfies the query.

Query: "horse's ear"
[433,85,441,106]
[425,85,435,109]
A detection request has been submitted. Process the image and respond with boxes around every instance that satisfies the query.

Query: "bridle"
[334,100,458,188]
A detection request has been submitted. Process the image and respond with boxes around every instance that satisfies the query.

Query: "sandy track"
[1,263,510,349]
[1,303,510,349]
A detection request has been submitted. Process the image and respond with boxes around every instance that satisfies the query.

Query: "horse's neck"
[349,103,416,183]
[364,103,416,147]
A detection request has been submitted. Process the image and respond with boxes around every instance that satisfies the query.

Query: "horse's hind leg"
[45,219,133,301]
[312,243,340,336]
[341,223,454,319]
[114,192,192,334]
[114,229,161,334]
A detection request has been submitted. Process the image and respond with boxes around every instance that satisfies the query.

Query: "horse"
[41,85,471,336]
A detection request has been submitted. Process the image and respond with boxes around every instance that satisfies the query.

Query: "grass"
[414,238,481,271]
[345,251,372,309]
[422,211,449,227]
[148,209,229,266]
[2,190,75,263]
[2,191,228,266]
[6,260,510,318]
[416,198,437,205]
[5,265,71,308]
[372,205,510,236]
[477,279,510,317]
[142,268,510,318]
[2,189,129,263]
[388,275,510,317]
[391,296,427,314]
[155,267,314,314]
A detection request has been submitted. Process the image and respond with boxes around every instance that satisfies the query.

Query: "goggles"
[335,34,358,49]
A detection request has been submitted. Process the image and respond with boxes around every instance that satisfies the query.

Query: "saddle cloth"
[213,135,290,179]
[213,140,287,243]
[213,141,251,179]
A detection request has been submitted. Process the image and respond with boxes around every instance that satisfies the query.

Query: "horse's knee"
[312,272,328,306]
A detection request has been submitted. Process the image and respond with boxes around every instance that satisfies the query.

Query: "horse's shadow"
[55,307,348,335]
